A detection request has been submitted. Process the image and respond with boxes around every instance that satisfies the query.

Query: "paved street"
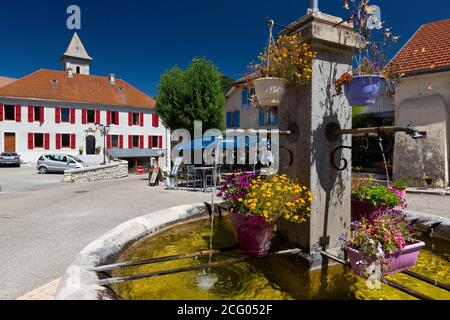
[406,193,450,218]
[0,167,214,300]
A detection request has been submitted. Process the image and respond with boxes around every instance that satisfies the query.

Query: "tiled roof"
[391,18,450,76]
[0,76,17,88]
[0,69,155,109]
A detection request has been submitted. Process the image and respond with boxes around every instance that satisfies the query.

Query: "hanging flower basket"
[347,240,425,277]
[344,75,386,106]
[253,77,289,107]
[229,211,274,257]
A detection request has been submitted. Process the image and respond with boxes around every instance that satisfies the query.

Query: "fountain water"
[378,136,391,187]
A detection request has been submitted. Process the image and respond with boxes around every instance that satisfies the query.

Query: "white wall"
[393,71,450,187]
[0,98,171,171]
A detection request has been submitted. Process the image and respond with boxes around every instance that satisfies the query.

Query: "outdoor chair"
[205,165,222,190]
[185,165,199,191]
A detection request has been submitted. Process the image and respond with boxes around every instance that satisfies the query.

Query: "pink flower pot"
[347,240,425,277]
[228,211,274,257]
[351,199,386,222]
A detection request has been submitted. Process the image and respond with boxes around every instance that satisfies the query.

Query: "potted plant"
[217,173,312,256]
[392,178,408,197]
[344,210,424,278]
[334,1,401,107]
[79,147,84,156]
[249,33,316,107]
[352,177,407,222]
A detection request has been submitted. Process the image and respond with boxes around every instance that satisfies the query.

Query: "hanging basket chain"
[265,20,276,78]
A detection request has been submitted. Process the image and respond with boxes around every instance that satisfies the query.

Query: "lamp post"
[99,124,111,165]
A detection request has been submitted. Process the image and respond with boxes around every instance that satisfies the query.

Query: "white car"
[37,154,88,174]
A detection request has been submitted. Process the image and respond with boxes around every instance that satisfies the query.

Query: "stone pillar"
[277,12,358,269]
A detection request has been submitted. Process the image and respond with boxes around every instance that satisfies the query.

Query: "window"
[111,135,119,148]
[132,113,140,126]
[241,87,255,108]
[87,110,95,123]
[268,107,279,125]
[111,112,118,125]
[152,136,159,148]
[226,111,240,128]
[34,107,41,122]
[132,135,140,148]
[34,133,44,148]
[61,108,70,123]
[61,134,71,148]
[4,105,15,121]
[76,66,81,74]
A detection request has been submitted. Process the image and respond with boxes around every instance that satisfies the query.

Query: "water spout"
[327,124,427,142]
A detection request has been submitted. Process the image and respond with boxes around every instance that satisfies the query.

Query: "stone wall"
[63,160,128,183]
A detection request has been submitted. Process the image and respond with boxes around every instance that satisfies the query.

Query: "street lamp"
[99,124,111,165]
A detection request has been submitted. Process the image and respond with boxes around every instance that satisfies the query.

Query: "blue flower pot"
[344,75,386,106]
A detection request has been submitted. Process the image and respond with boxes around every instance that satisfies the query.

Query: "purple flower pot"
[228,211,274,257]
[351,199,387,222]
[347,240,425,277]
[344,75,386,106]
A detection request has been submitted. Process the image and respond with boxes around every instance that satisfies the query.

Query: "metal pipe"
[333,126,427,140]
[98,248,302,286]
[309,0,319,13]
[91,247,236,273]
[403,270,450,292]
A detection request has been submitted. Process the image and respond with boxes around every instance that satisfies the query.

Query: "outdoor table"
[194,167,214,192]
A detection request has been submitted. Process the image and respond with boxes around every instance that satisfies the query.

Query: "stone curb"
[403,210,450,242]
[55,202,210,300]
[406,188,450,196]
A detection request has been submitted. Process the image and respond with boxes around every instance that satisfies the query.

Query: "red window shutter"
[55,108,61,123]
[115,112,120,125]
[56,134,61,149]
[152,114,159,127]
[148,136,153,149]
[15,105,21,122]
[44,133,50,150]
[107,111,111,125]
[107,135,111,149]
[140,135,144,149]
[128,113,133,126]
[70,109,76,124]
[0,104,3,121]
[82,109,87,124]
[40,107,45,123]
[119,135,124,149]
[71,134,76,149]
[159,136,163,149]
[28,106,34,122]
[140,113,144,127]
[128,136,133,148]
[28,133,34,150]
[95,110,101,125]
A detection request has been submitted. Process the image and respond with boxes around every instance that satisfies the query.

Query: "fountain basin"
[55,203,211,300]
[56,204,450,300]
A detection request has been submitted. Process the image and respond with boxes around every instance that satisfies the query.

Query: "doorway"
[86,135,96,155]
[4,133,16,152]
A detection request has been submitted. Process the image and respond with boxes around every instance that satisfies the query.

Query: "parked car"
[37,154,88,174]
[0,153,21,167]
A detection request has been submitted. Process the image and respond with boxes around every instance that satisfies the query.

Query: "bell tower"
[60,32,93,75]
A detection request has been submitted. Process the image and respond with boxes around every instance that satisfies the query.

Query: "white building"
[391,18,450,188]
[0,33,170,170]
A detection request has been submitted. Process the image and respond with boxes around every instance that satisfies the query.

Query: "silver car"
[0,153,21,167]
[37,154,88,174]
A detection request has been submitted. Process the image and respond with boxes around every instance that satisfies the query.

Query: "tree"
[156,58,225,134]
[221,75,234,94]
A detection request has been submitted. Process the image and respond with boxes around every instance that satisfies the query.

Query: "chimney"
[109,73,116,85]
[67,67,74,78]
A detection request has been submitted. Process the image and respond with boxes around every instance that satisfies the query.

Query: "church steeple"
[60,32,93,75]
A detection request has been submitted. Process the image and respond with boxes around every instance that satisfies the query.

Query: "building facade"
[391,18,450,188]
[224,75,280,130]
[0,33,169,170]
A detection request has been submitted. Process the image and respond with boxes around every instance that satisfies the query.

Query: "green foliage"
[221,75,234,94]
[392,178,408,190]
[360,185,401,208]
[156,58,225,134]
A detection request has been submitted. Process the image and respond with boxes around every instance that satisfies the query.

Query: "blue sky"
[0,0,448,96]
